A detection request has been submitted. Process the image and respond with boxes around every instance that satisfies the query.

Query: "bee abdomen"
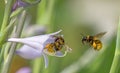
[92,40,102,50]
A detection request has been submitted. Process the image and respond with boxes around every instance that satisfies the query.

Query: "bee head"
[82,36,87,44]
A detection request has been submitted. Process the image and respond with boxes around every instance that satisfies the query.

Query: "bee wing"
[94,32,107,39]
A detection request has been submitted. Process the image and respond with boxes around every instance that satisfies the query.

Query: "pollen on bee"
[92,42,97,49]
[45,43,55,53]
[92,40,102,50]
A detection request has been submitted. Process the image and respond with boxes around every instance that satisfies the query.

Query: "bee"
[54,36,65,51]
[44,36,65,56]
[81,32,106,50]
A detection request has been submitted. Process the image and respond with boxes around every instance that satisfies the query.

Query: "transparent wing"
[94,32,106,39]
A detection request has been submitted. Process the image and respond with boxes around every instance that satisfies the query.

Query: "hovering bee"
[44,36,68,56]
[81,32,106,50]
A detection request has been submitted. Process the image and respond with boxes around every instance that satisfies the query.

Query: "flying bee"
[81,32,106,50]
[44,36,70,56]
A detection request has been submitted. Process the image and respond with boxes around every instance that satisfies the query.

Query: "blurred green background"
[8,0,119,73]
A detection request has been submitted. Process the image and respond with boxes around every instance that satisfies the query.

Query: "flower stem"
[1,10,27,73]
[0,18,16,70]
[109,18,120,73]
[0,47,5,67]
[32,58,42,73]
[37,0,55,25]
[1,0,13,32]
[0,0,14,47]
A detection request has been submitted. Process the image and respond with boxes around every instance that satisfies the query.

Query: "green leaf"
[0,0,5,29]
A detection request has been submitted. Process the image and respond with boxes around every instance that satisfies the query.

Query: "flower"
[12,0,41,11]
[8,30,72,68]
[16,67,31,73]
[12,0,29,11]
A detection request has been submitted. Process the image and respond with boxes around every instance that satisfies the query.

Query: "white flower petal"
[18,30,62,44]
[20,35,50,44]
[8,30,62,47]
[42,53,49,68]
[48,30,62,36]
[8,38,43,50]
[23,30,62,43]
[16,45,43,59]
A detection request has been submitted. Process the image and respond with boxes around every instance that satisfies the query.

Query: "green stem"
[0,18,16,47]
[1,10,27,73]
[0,47,5,66]
[0,0,14,47]
[109,18,120,73]
[32,58,42,73]
[45,0,55,24]
[37,0,55,25]
[3,18,16,34]
[4,43,12,60]
[0,0,5,28]
[0,18,16,72]
[1,0,13,32]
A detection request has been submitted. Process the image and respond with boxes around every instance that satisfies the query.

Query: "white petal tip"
[59,29,62,32]
[57,29,62,34]
[8,38,19,42]
[50,30,62,35]
[8,38,14,41]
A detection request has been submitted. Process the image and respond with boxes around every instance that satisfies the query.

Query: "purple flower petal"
[55,51,65,57]
[12,0,29,11]
[7,30,71,68]
[16,67,31,73]
[8,30,62,49]
[16,45,43,59]
[42,54,48,68]
[12,1,18,11]
[8,38,43,50]
[17,0,29,7]
[18,30,62,44]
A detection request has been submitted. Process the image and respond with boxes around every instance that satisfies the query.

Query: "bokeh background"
[9,0,120,73]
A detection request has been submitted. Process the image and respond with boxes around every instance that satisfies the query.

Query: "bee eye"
[62,40,64,43]
[82,37,87,43]
[82,37,86,40]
